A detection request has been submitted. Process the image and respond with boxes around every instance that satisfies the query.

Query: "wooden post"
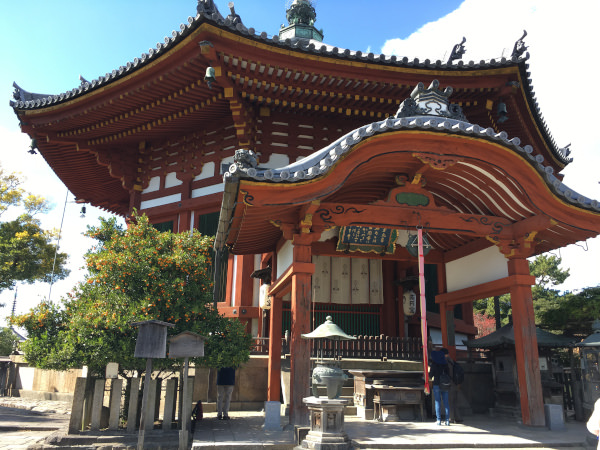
[508,258,545,426]
[90,379,105,431]
[127,377,141,432]
[68,377,88,433]
[289,236,315,426]
[163,378,178,430]
[138,358,153,450]
[108,379,123,430]
[268,294,282,402]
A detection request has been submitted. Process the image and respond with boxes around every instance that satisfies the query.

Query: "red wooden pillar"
[267,294,282,402]
[128,189,141,216]
[508,258,545,426]
[289,235,315,426]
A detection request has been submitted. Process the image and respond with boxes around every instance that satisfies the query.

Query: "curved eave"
[10,11,570,208]
[221,117,600,255]
[10,10,532,112]
[40,142,130,216]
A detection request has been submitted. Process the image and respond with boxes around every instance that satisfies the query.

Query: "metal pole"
[138,358,153,450]
[48,189,69,302]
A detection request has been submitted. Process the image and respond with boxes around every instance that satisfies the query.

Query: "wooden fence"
[251,335,422,361]
[68,376,191,433]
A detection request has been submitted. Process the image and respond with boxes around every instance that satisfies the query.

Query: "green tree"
[473,254,570,329]
[11,213,252,376]
[0,164,69,292]
[0,327,19,355]
[537,286,600,338]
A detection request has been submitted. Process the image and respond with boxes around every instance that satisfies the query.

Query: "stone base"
[378,403,400,422]
[355,405,374,420]
[544,403,565,431]
[298,433,352,450]
[264,401,283,431]
[299,397,352,450]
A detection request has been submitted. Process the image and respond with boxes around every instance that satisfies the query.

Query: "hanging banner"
[418,228,430,395]
[336,226,397,254]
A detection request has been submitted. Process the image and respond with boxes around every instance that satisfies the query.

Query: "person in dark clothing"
[429,348,451,426]
[216,367,235,420]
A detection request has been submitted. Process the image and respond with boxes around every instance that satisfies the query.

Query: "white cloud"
[381,0,600,292]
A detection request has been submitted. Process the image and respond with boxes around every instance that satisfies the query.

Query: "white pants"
[217,385,234,415]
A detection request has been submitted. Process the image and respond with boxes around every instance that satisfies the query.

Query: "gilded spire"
[279,0,323,43]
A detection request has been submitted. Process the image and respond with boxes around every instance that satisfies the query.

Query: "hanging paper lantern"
[259,284,272,310]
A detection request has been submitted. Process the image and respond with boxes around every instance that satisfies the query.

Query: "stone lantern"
[302,316,356,399]
[576,319,600,417]
[299,316,354,450]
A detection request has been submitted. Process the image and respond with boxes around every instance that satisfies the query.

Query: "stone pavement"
[0,397,596,449]
[0,398,70,449]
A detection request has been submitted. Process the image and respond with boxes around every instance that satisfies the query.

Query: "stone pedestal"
[297,397,351,450]
[544,403,565,431]
[264,400,283,431]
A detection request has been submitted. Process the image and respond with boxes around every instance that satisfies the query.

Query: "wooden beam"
[435,274,536,306]
[312,202,513,238]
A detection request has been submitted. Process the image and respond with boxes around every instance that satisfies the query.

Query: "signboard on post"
[133,320,174,450]
[169,331,206,450]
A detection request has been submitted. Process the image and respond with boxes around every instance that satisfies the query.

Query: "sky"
[1,0,599,325]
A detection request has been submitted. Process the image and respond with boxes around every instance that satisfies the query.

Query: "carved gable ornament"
[372,174,439,209]
[395,80,467,122]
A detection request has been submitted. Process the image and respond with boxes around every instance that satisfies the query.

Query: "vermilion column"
[267,295,282,402]
[508,257,545,426]
[289,235,315,426]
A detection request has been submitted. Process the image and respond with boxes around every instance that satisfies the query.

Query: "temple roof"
[11,4,569,165]
[9,3,580,215]
[214,109,600,255]
[466,323,576,348]
[225,114,598,213]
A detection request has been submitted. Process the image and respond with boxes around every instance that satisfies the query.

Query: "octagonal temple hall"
[10,0,600,427]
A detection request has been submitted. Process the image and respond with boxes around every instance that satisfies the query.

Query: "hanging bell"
[204,66,216,89]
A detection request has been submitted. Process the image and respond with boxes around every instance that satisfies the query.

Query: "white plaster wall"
[140,193,182,210]
[445,246,508,292]
[165,172,183,188]
[193,161,215,181]
[430,328,468,350]
[142,176,160,193]
[18,366,35,390]
[277,240,294,279]
[191,183,224,198]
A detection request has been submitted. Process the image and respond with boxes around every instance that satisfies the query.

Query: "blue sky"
[1,0,600,322]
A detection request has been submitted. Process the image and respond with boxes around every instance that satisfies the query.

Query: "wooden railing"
[251,335,423,361]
